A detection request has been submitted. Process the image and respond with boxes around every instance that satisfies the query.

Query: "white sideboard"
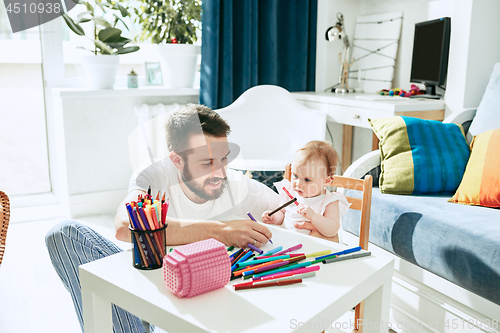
[291,92,445,173]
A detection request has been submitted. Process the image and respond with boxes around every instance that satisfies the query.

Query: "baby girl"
[261,140,350,241]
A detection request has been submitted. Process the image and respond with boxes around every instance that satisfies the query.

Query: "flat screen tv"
[410,17,451,99]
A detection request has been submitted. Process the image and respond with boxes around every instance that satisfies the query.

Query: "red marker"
[234,278,302,290]
[283,187,299,206]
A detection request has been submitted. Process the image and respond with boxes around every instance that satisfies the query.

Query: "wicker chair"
[0,191,10,266]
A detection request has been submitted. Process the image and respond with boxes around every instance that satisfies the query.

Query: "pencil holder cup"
[163,238,230,298]
[129,224,167,270]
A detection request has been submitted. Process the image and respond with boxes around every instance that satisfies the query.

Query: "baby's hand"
[297,204,315,220]
[261,211,280,225]
[261,211,274,224]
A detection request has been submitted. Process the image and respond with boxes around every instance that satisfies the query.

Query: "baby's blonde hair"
[293,140,339,177]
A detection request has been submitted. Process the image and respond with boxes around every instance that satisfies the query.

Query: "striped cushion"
[449,129,500,207]
[369,116,470,194]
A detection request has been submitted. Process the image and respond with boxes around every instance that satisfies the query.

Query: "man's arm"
[115,190,273,248]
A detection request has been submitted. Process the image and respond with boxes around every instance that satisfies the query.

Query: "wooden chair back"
[0,191,10,266]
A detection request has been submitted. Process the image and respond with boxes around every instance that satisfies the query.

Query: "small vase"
[81,55,119,90]
[157,44,200,89]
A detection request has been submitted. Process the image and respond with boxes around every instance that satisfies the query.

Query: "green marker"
[312,254,337,264]
[236,255,291,268]
[253,261,312,279]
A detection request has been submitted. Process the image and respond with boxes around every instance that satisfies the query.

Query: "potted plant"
[134,0,202,88]
[63,0,140,89]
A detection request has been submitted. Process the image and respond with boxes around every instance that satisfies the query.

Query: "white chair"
[216,85,327,172]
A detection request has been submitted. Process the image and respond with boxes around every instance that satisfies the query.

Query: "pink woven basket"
[163,238,230,298]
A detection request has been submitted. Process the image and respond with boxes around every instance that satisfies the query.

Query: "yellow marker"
[305,250,331,258]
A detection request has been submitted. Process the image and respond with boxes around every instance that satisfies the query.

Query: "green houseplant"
[134,0,201,44]
[134,0,202,88]
[62,0,140,88]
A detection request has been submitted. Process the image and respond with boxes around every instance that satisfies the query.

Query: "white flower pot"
[157,44,201,88]
[81,55,119,90]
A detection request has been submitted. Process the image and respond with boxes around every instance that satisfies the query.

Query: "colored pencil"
[315,246,362,260]
[268,197,297,216]
[233,259,285,276]
[323,251,371,264]
[234,278,302,291]
[247,243,263,254]
[305,250,331,258]
[252,265,321,282]
[253,272,316,285]
[237,255,291,268]
[274,244,303,256]
[261,246,283,257]
[253,253,304,260]
[242,260,290,276]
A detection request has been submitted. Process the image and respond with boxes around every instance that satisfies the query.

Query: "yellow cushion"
[449,129,500,207]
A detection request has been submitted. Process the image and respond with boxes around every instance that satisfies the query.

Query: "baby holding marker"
[262,141,350,241]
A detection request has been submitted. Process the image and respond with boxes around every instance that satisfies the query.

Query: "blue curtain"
[200,0,318,109]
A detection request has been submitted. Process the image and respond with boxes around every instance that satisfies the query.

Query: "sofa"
[340,67,500,331]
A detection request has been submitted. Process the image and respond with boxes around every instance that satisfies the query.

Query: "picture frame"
[145,61,163,86]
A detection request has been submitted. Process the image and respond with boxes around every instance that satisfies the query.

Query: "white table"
[291,92,445,172]
[80,225,394,333]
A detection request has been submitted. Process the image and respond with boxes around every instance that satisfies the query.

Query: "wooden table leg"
[372,132,379,151]
[354,301,365,332]
[342,125,353,173]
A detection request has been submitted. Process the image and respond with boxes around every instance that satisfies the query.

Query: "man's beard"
[181,164,227,201]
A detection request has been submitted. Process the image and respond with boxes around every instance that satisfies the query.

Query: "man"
[46,104,328,333]
[115,104,280,248]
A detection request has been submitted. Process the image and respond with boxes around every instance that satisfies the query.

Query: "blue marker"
[262,246,283,257]
[231,250,253,272]
[315,246,362,261]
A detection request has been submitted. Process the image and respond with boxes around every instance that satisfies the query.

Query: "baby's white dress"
[274,179,351,235]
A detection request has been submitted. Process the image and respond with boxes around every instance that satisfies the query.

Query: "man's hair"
[294,140,339,176]
[165,104,231,154]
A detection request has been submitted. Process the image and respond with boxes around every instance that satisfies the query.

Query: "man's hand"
[220,219,273,248]
[294,221,339,243]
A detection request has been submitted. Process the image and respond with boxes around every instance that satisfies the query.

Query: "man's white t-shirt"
[128,159,280,222]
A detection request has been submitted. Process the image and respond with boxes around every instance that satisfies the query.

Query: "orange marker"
[151,206,160,229]
[144,206,156,230]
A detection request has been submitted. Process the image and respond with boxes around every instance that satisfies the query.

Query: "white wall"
[316,0,500,163]
[462,0,500,108]
[51,90,198,217]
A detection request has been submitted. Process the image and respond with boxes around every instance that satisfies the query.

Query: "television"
[410,17,451,99]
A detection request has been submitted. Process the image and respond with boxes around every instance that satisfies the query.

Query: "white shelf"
[292,92,445,112]
[51,87,199,98]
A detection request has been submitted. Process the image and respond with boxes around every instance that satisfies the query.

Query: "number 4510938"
[444,318,498,330]
[5,2,61,14]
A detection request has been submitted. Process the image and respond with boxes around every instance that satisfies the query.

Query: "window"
[0,1,51,196]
